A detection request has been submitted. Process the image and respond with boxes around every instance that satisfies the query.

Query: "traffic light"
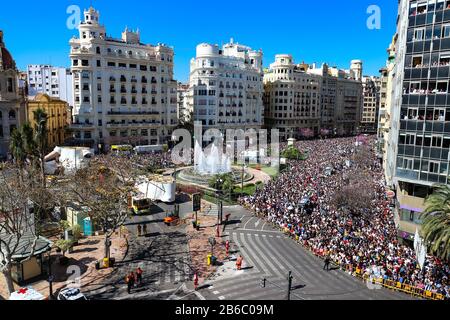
[260,278,266,288]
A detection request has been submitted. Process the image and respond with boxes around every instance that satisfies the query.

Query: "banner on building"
[414,229,427,270]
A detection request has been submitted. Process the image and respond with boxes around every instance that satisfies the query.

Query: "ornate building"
[26,93,70,149]
[187,40,264,132]
[264,55,321,140]
[69,7,177,151]
[0,30,25,159]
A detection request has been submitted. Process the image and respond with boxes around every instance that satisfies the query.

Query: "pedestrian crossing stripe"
[218,296,225,300]
[213,291,220,295]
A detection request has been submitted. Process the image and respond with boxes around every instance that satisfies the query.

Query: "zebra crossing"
[202,229,412,300]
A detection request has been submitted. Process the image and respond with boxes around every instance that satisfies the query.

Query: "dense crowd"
[240,136,450,298]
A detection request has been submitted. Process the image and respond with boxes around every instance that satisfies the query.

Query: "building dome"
[1,47,15,70]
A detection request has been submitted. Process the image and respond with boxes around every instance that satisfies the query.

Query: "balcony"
[70,122,95,129]
[107,110,160,116]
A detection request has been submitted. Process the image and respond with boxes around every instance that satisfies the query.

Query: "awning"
[0,232,53,260]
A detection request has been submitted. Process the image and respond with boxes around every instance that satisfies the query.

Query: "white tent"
[9,287,45,300]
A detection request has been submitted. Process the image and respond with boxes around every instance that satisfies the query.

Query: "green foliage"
[422,184,450,261]
[281,146,305,160]
[208,173,234,191]
[55,239,74,256]
[59,220,71,233]
[71,224,83,241]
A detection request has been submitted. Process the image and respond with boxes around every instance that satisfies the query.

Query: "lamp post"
[47,251,54,300]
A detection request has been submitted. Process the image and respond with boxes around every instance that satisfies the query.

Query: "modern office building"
[26,93,70,149]
[0,30,25,159]
[263,54,321,140]
[361,76,381,133]
[26,65,74,107]
[69,7,178,151]
[187,40,264,132]
[389,0,450,244]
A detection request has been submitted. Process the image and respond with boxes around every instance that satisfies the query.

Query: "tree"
[422,185,450,261]
[55,239,74,257]
[0,163,43,295]
[208,173,234,191]
[63,156,135,260]
[332,171,374,216]
[282,146,304,160]
[32,108,49,188]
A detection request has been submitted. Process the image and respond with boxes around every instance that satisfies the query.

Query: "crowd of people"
[240,136,450,299]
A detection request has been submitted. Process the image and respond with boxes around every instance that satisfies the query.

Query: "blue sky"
[1,0,398,82]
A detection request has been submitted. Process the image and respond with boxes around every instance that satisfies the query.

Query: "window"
[96,47,101,54]
[7,78,13,92]
[412,56,423,67]
[435,108,446,121]
[437,81,448,93]
[97,60,101,67]
[429,161,439,174]
[432,136,443,147]
[443,24,450,38]
[81,60,89,67]
[9,110,16,119]
[408,108,419,119]
[402,158,414,170]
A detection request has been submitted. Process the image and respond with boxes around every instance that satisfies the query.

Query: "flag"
[414,229,427,270]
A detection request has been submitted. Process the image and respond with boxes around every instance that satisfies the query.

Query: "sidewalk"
[0,231,128,300]
[186,209,227,287]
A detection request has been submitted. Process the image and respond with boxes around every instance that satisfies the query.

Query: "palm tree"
[422,184,450,262]
[9,128,26,167]
[32,108,48,188]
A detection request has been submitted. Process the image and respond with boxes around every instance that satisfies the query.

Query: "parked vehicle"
[57,287,88,301]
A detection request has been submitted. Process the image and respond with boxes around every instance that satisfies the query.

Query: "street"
[198,206,416,300]
[84,196,202,300]
[83,199,416,300]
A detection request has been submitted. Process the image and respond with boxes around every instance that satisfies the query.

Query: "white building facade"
[177,82,190,123]
[26,65,74,107]
[69,7,177,151]
[188,40,264,131]
[264,54,321,140]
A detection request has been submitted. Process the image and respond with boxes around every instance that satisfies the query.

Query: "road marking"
[218,296,225,300]
[208,286,214,290]
[213,291,220,295]
[236,228,281,234]
[254,234,259,237]
[243,217,255,229]
[234,233,258,272]
[255,220,260,228]
[261,221,267,231]
[262,235,267,237]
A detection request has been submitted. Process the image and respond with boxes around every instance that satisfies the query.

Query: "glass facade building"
[397,0,450,186]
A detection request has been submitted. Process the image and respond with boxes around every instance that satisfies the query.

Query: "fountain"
[194,140,232,175]
[175,140,252,188]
